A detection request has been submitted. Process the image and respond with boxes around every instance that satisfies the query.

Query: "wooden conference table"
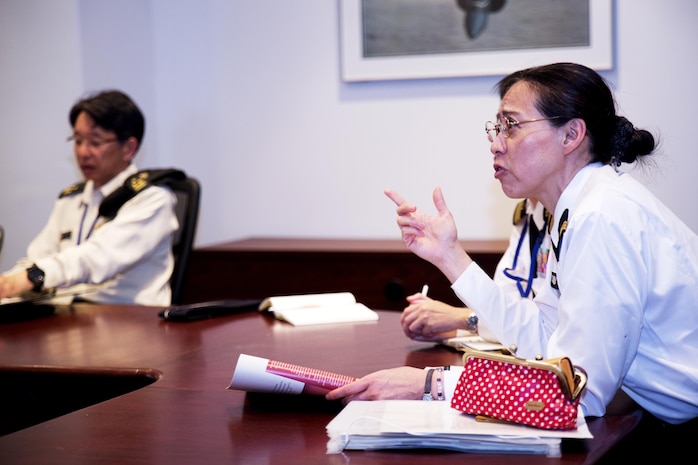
[0,304,640,464]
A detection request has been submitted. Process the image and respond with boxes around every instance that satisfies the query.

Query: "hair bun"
[612,116,635,164]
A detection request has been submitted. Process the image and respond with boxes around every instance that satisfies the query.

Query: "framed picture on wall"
[339,0,613,82]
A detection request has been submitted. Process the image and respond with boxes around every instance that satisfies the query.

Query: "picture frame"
[339,0,613,82]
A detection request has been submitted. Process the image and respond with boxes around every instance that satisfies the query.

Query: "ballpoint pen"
[421,284,429,297]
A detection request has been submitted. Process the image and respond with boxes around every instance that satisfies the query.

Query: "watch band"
[422,368,435,401]
[26,264,46,293]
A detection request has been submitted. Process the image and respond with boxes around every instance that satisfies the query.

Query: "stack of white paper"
[326,400,592,457]
[0,282,110,306]
[441,334,507,352]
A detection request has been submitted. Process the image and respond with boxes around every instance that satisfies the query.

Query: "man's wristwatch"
[26,264,45,292]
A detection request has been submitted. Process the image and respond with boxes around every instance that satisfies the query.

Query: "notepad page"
[274,303,379,326]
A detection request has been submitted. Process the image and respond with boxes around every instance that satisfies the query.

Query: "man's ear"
[561,118,586,155]
[122,137,139,161]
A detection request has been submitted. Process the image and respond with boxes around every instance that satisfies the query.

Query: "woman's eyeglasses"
[485,116,562,142]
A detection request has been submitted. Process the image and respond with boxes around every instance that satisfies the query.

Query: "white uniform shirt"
[462,200,549,342]
[10,164,178,306]
[448,163,698,424]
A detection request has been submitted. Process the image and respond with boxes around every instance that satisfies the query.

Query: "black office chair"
[168,176,200,305]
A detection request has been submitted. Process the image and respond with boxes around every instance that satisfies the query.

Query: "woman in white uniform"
[327,62,698,459]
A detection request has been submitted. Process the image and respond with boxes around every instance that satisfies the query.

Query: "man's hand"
[0,270,33,299]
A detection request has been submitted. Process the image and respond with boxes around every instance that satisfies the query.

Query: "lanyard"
[502,215,547,298]
[77,203,100,245]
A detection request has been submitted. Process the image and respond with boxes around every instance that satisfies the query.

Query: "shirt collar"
[79,164,139,205]
[528,200,547,231]
[550,162,603,246]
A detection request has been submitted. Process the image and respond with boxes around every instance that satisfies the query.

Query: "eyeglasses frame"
[67,134,120,151]
[485,116,563,142]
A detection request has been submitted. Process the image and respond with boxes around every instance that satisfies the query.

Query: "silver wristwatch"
[466,313,479,332]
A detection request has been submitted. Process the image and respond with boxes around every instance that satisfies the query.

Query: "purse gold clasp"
[461,348,587,401]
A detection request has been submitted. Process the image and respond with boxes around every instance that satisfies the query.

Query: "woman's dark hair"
[497,63,655,165]
[69,90,145,151]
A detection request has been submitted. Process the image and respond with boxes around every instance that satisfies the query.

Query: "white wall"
[1,0,697,271]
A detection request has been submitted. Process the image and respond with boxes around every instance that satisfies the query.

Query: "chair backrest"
[168,176,200,305]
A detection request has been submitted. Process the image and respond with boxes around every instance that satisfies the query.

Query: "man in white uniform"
[0,90,178,306]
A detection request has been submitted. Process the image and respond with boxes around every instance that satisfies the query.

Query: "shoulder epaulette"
[59,182,86,198]
[98,168,186,220]
[552,208,569,261]
[512,199,528,225]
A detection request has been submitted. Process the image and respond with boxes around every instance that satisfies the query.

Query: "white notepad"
[258,292,379,326]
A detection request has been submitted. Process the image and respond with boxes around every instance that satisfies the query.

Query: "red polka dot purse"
[451,348,587,430]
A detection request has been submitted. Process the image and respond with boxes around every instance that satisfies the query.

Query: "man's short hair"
[69,90,145,148]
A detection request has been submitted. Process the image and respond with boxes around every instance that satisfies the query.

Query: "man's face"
[71,111,134,188]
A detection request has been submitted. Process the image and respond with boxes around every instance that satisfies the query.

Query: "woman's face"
[489,81,568,206]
